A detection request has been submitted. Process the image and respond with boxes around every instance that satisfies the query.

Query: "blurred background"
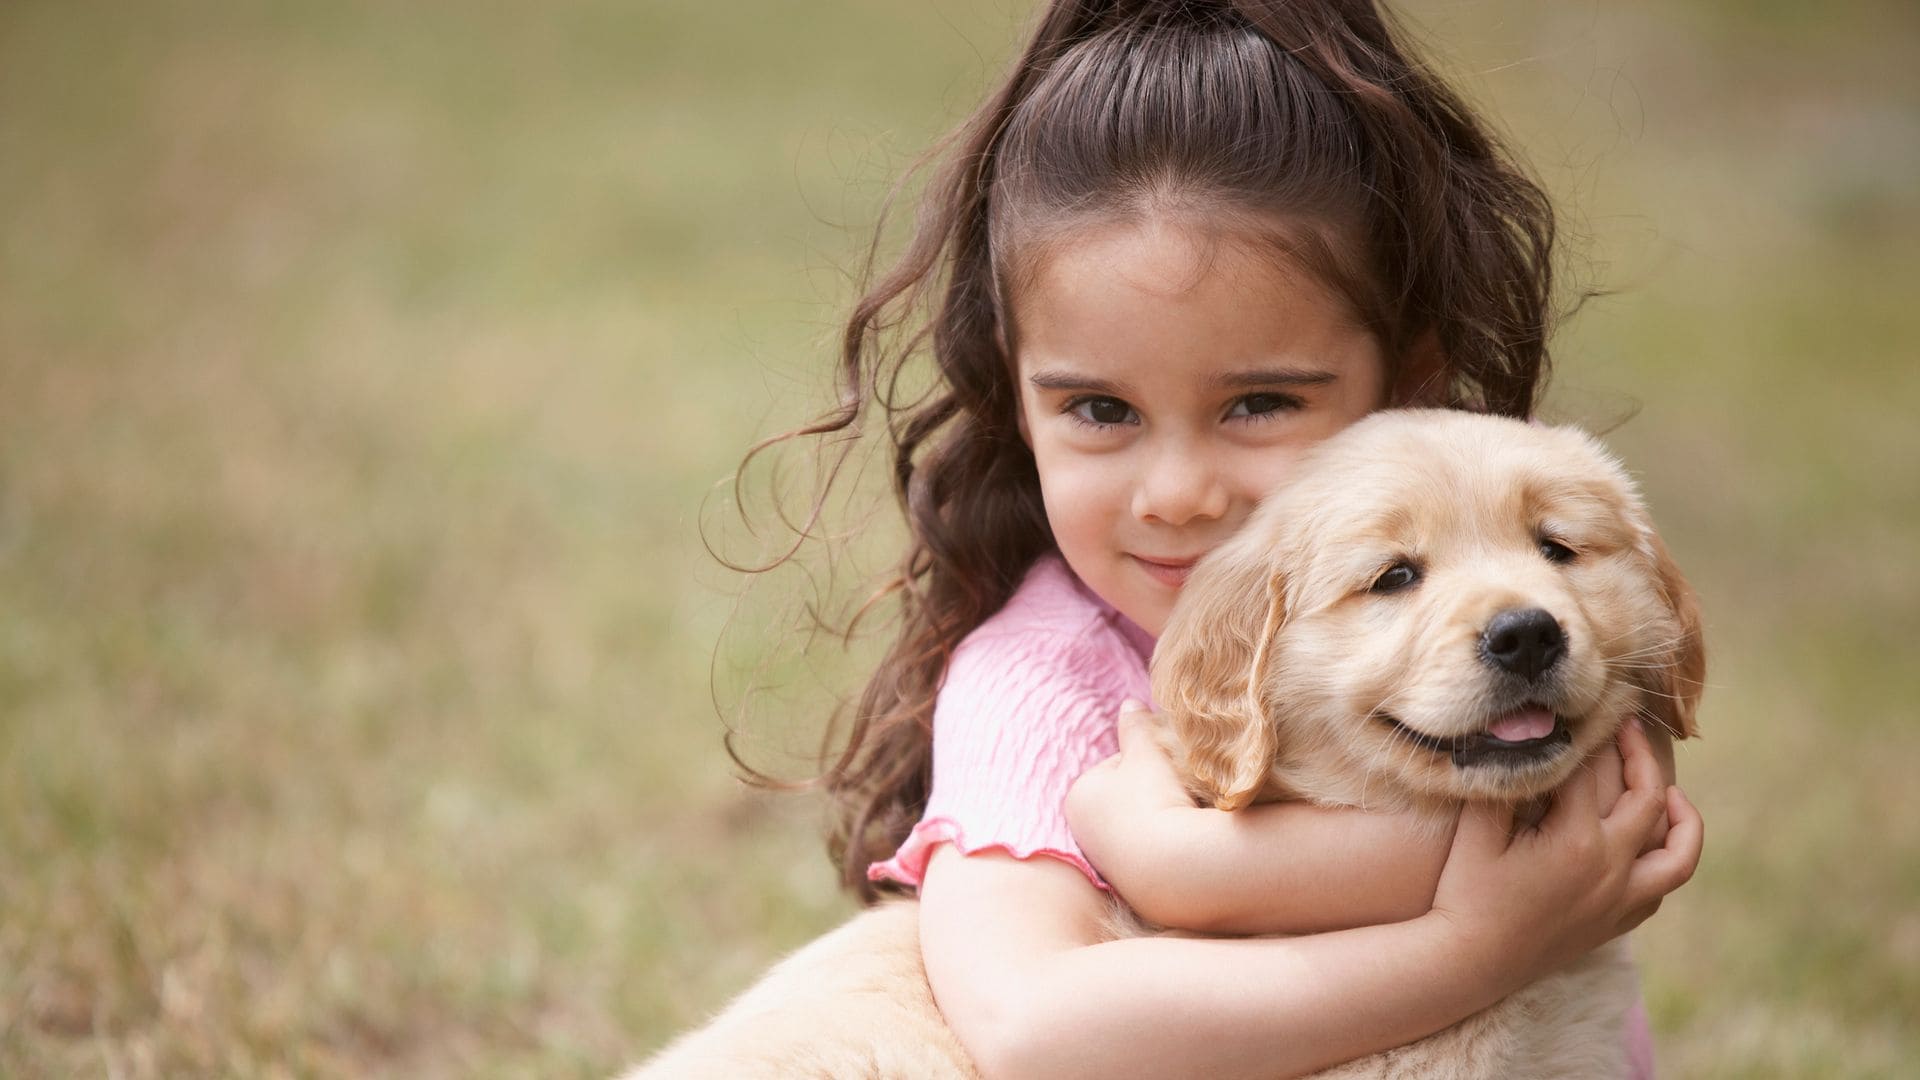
[2,1,1915,1076]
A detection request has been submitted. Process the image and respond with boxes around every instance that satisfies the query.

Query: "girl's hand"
[1430,718,1703,988]
[1066,702,1192,872]
[1590,719,1678,854]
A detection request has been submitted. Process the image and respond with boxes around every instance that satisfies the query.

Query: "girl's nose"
[1131,443,1230,526]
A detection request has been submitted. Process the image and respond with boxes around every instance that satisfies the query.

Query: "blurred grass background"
[1,0,1915,1076]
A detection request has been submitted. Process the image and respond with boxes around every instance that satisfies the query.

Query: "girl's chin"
[1110,566,1181,637]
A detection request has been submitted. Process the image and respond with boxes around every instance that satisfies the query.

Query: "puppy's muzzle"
[1479,607,1565,681]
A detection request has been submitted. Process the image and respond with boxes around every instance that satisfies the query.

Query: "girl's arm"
[1069,707,1682,936]
[922,719,1701,1080]
[1067,706,1452,934]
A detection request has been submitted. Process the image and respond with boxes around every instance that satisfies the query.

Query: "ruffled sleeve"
[868,560,1153,891]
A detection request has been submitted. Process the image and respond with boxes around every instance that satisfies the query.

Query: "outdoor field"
[2,1,1916,1076]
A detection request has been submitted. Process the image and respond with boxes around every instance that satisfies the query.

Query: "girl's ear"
[1150,528,1288,811]
[1643,529,1706,739]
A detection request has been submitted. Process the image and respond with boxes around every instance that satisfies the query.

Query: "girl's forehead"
[1014,214,1339,302]
[1025,216,1229,295]
[1010,217,1382,389]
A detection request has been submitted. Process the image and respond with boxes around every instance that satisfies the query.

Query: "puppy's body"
[624,900,979,1079]
[625,411,1702,1080]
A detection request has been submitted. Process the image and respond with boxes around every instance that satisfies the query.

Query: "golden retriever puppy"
[624,409,1702,1080]
[1151,408,1705,1078]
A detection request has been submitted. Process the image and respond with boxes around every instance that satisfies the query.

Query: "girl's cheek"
[1038,455,1130,525]
[1234,446,1309,506]
[1039,457,1105,503]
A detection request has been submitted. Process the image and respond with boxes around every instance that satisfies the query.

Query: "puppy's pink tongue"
[1489,706,1556,742]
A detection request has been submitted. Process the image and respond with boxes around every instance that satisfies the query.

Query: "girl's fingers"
[1599,721,1670,854]
[1452,799,1518,860]
[1542,762,1599,829]
[1640,803,1673,857]
[1113,702,1153,756]
[1616,717,1663,796]
[1662,785,1702,858]
[1626,786,1704,902]
[1603,784,1667,858]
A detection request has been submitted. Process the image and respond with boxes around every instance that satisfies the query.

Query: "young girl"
[745,2,1702,1076]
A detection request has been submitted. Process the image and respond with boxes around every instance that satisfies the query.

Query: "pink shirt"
[868,554,1152,890]
[867,553,1655,1077]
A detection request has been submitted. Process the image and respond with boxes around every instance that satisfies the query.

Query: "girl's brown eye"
[1228,392,1301,419]
[1070,396,1137,426]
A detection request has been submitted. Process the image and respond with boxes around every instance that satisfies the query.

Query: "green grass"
[2,1,1916,1076]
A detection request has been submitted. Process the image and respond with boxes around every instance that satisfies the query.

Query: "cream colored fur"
[623,410,1703,1079]
[622,900,979,1079]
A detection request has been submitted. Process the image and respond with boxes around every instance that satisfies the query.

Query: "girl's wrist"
[1409,910,1527,1003]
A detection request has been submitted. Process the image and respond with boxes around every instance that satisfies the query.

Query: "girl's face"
[1011,216,1388,638]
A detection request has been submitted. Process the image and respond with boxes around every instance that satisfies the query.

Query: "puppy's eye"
[1371,562,1421,594]
[1539,538,1577,564]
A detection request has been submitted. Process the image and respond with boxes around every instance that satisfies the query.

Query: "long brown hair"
[733,0,1563,902]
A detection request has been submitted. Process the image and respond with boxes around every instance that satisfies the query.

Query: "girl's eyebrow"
[1212,367,1339,389]
[1026,369,1127,395]
[1027,366,1337,395]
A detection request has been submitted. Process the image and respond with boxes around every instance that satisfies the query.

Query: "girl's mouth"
[1132,555,1199,587]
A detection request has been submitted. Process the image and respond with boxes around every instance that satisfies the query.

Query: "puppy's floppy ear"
[1643,529,1706,739]
[1151,531,1288,811]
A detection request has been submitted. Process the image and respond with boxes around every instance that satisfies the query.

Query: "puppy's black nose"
[1480,608,1566,680]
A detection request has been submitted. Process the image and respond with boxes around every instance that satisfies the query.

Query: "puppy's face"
[1153,410,1704,811]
